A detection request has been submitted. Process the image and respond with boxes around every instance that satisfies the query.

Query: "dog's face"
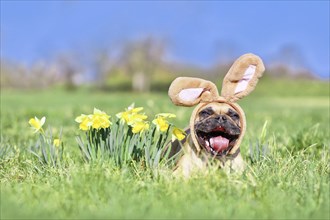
[194,103,241,156]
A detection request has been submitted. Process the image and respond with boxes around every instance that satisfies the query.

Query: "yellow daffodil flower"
[116,105,146,125]
[116,111,127,123]
[53,139,61,147]
[91,108,111,129]
[129,106,144,113]
[152,116,169,132]
[172,127,186,141]
[75,108,111,130]
[132,121,150,134]
[28,116,46,133]
[75,114,93,131]
[127,114,148,126]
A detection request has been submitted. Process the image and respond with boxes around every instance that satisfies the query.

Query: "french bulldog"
[167,53,265,177]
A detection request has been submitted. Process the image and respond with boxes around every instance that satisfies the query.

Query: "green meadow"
[1,79,329,219]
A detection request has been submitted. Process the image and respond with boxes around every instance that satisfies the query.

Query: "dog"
[166,53,265,177]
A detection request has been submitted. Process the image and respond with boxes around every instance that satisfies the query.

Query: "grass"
[0,79,329,219]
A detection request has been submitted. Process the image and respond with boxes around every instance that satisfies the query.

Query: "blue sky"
[1,1,329,78]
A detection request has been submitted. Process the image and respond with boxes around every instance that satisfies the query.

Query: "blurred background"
[1,1,329,92]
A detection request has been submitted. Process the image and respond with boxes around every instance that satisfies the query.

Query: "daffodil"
[172,127,186,141]
[29,116,46,133]
[53,139,61,147]
[75,108,111,130]
[132,121,150,134]
[75,114,93,131]
[91,108,111,129]
[116,104,146,125]
[127,113,148,126]
[152,116,169,132]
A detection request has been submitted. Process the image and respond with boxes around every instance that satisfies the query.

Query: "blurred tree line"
[0,37,316,92]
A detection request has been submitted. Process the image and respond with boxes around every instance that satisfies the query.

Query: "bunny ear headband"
[168,53,265,154]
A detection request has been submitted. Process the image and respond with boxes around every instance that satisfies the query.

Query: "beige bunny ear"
[168,77,219,106]
[221,53,265,102]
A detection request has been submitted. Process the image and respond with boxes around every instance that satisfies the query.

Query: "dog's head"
[194,103,241,156]
[168,53,265,157]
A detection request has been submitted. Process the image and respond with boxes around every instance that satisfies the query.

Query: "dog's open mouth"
[196,126,239,156]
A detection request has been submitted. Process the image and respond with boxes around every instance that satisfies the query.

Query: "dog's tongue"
[210,136,229,152]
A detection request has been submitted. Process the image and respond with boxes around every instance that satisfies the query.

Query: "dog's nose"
[216,115,227,121]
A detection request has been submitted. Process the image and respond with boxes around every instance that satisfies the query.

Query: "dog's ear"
[221,53,265,102]
[168,77,219,106]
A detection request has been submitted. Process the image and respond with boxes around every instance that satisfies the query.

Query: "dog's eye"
[199,108,214,119]
[200,111,211,118]
[227,109,240,121]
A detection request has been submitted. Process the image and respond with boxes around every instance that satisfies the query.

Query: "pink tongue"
[210,136,229,152]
